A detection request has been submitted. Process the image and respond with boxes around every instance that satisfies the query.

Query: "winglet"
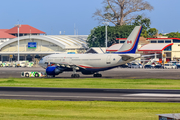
[115,26,142,54]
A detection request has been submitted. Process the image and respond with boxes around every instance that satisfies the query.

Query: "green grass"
[0,78,180,89]
[0,99,179,120]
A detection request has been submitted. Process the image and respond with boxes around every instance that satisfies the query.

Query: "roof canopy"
[138,43,173,51]
[0,35,88,50]
[6,25,45,34]
[106,44,123,52]
[0,31,16,39]
[147,38,180,40]
[86,47,106,53]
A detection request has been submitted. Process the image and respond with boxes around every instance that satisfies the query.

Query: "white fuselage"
[39,53,140,71]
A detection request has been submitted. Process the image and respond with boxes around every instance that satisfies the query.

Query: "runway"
[0,67,180,79]
[0,87,180,102]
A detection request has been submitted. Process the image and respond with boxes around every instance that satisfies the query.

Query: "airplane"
[39,26,142,78]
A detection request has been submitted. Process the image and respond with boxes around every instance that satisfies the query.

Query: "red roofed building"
[0,29,9,32]
[0,31,16,39]
[6,25,46,37]
[0,25,46,45]
[0,30,17,45]
[107,37,180,62]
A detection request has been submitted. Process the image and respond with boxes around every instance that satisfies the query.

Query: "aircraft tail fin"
[115,26,142,54]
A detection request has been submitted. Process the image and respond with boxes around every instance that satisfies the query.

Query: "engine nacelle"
[81,70,95,75]
[46,66,64,75]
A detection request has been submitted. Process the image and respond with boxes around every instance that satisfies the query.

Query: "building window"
[165,40,171,43]
[164,46,172,51]
[173,40,180,43]
[158,40,164,43]
[165,52,171,58]
[151,40,157,43]
[120,41,125,43]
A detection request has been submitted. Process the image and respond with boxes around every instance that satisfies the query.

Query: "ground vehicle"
[168,61,177,65]
[154,64,163,69]
[130,63,143,68]
[119,64,129,68]
[164,63,177,69]
[21,71,46,77]
[26,62,34,67]
[144,64,153,69]
[176,64,180,69]
[16,61,27,67]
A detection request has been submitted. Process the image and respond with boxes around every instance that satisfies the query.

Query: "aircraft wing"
[141,54,159,58]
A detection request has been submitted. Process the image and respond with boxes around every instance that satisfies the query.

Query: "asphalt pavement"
[0,87,180,102]
[0,67,180,102]
[0,67,180,79]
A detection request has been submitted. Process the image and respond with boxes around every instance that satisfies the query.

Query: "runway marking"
[0,94,123,99]
[0,94,180,100]
[125,93,180,97]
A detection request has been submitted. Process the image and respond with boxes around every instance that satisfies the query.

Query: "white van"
[16,61,27,67]
[164,63,177,69]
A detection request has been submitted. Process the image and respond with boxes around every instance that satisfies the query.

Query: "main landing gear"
[93,73,102,77]
[47,75,55,78]
[71,66,80,78]
[71,74,80,78]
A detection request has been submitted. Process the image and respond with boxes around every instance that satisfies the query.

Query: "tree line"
[87,0,179,47]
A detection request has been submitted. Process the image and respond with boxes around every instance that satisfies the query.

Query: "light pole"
[15,24,21,62]
[103,22,109,51]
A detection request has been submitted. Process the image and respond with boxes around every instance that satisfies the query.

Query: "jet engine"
[46,66,64,75]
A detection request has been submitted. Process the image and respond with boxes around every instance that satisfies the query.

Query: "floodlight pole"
[15,24,21,62]
[103,22,109,51]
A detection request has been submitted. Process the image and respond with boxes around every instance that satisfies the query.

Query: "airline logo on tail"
[127,40,132,44]
[115,26,142,54]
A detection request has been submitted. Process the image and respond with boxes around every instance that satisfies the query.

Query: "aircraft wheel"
[93,74,102,77]
[76,74,80,78]
[25,73,29,77]
[71,74,80,78]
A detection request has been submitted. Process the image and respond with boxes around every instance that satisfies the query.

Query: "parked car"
[168,61,177,65]
[119,64,129,68]
[131,63,143,68]
[144,64,153,69]
[164,63,177,69]
[154,64,163,69]
[176,63,180,69]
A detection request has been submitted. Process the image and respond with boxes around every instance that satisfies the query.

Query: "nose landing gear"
[71,66,80,78]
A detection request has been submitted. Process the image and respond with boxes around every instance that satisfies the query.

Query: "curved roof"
[138,43,173,51]
[44,35,88,48]
[106,44,123,52]
[0,35,88,50]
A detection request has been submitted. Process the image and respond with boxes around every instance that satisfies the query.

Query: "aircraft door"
[106,55,111,64]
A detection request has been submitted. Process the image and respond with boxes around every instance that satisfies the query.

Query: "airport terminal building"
[0,25,88,63]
